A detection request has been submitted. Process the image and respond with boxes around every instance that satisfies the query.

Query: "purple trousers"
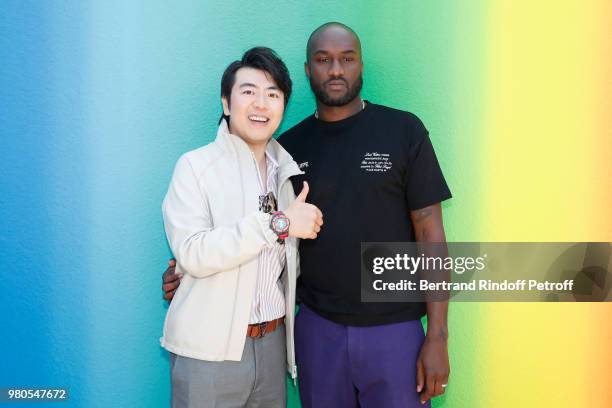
[295,304,431,408]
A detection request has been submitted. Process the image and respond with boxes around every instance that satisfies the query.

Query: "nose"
[253,91,267,110]
[328,58,344,77]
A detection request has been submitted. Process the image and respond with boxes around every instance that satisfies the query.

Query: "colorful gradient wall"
[1,1,610,407]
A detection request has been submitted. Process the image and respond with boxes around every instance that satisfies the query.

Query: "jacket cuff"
[256,212,279,247]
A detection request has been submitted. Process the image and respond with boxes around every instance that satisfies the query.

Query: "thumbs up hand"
[284,182,323,239]
[295,180,310,203]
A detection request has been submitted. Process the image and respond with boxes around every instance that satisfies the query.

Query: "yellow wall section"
[479,2,612,407]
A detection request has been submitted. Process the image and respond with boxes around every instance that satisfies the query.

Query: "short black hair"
[220,47,292,114]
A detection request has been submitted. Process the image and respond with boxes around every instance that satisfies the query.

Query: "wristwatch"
[269,211,290,243]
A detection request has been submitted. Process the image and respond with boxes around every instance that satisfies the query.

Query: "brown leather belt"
[246,317,284,339]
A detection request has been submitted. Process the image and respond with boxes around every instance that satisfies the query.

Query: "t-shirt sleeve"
[404,119,452,210]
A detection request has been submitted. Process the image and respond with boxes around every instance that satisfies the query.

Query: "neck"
[227,121,268,165]
[316,96,363,122]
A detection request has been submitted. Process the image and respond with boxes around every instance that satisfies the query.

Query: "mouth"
[248,115,270,125]
[325,80,347,91]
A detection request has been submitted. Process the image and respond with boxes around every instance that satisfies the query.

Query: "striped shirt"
[249,151,286,324]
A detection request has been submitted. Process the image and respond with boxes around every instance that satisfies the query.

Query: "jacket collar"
[214,119,303,181]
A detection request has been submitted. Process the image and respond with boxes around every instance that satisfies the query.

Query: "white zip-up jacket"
[160,120,302,380]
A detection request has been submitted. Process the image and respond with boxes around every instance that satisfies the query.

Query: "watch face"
[274,217,289,232]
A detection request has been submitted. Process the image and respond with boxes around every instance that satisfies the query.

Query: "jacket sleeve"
[162,154,278,278]
[295,240,301,279]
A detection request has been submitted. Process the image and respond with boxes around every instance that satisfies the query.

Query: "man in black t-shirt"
[280,103,449,328]
[163,22,451,408]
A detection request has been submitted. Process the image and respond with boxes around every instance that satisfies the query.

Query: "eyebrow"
[238,83,280,90]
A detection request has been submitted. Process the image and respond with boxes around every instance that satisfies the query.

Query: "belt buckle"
[258,321,268,338]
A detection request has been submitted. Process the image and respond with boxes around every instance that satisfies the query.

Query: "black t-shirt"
[278,102,452,326]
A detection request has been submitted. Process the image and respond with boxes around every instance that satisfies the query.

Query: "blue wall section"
[1,1,92,405]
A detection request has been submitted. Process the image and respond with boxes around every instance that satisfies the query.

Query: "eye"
[317,57,329,63]
[242,89,255,95]
[268,92,280,98]
[344,57,354,62]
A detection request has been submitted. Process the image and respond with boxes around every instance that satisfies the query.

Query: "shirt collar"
[265,149,279,171]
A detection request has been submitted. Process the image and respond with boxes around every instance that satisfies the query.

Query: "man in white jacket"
[161,47,323,408]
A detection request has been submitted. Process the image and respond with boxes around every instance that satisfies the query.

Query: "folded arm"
[163,155,277,279]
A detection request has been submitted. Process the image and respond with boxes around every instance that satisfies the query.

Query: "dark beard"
[310,74,363,107]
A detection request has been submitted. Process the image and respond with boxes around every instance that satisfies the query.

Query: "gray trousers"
[170,325,287,408]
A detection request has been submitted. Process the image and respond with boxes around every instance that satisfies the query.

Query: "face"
[306,26,364,107]
[222,67,285,147]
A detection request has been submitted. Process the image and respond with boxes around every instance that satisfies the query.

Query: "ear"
[221,96,230,116]
[304,61,311,78]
